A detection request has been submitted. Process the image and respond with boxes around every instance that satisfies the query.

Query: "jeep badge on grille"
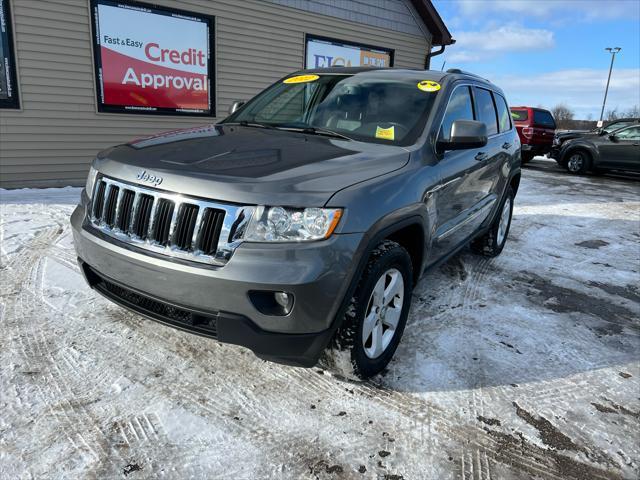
[136,170,163,187]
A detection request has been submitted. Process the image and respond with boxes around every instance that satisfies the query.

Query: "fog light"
[274,292,291,309]
[248,290,294,316]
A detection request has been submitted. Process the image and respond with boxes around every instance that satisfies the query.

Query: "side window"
[615,126,640,140]
[474,87,498,136]
[495,94,512,132]
[439,86,474,141]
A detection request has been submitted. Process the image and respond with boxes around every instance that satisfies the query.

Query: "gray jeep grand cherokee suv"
[71,67,521,379]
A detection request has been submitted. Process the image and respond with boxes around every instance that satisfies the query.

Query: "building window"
[89,0,215,116]
[0,0,20,109]
[305,34,394,69]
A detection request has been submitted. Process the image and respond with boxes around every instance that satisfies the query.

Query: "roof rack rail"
[445,68,489,81]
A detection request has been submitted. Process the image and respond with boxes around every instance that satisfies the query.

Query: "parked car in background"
[71,67,521,380]
[550,117,640,160]
[510,107,556,163]
[558,124,640,174]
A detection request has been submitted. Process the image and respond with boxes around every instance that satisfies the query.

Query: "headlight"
[85,166,98,199]
[236,206,342,242]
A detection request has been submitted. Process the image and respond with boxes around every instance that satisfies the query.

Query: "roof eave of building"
[410,0,455,46]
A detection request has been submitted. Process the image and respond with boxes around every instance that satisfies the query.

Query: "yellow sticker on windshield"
[417,80,441,92]
[375,125,395,141]
[283,74,320,84]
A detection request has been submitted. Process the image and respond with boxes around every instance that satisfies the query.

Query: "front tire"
[471,187,514,257]
[321,240,413,380]
[566,150,590,174]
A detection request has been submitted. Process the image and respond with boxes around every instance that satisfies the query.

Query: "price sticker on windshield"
[375,126,395,141]
[417,80,441,92]
[283,74,320,84]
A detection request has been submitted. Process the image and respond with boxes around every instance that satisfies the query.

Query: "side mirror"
[609,134,618,141]
[438,120,488,152]
[228,100,245,115]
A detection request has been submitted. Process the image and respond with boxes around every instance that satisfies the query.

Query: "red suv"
[510,107,556,163]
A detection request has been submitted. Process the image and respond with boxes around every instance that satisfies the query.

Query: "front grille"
[88,176,248,266]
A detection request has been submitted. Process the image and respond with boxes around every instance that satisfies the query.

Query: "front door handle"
[502,142,512,150]
[475,152,488,161]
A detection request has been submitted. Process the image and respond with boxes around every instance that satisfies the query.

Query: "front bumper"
[71,194,363,367]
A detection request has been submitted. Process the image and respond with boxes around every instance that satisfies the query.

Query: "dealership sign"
[90,0,214,116]
[0,0,19,109]
[305,35,393,69]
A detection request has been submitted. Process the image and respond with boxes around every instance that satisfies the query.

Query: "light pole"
[598,47,621,126]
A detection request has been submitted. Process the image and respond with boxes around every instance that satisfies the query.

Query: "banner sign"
[0,0,19,109]
[90,0,214,116]
[305,34,393,69]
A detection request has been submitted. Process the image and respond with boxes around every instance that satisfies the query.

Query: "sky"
[432,0,640,119]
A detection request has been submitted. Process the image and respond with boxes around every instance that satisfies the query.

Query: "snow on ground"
[1,158,639,479]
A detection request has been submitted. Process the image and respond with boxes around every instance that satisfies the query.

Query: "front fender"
[559,141,598,164]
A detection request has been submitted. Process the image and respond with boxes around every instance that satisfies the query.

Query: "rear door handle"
[475,152,488,161]
[502,142,512,150]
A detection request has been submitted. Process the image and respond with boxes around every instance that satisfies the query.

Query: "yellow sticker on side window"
[283,74,320,84]
[417,80,441,92]
[375,125,395,140]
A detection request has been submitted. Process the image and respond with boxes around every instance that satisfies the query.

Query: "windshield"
[223,73,440,146]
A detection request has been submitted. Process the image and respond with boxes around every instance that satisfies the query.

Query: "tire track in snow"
[4,227,123,476]
[5,232,354,477]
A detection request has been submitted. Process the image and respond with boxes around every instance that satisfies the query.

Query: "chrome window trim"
[87,175,254,267]
[436,82,514,142]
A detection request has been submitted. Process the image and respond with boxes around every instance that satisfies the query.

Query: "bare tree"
[622,105,640,118]
[551,104,574,129]
[606,108,619,121]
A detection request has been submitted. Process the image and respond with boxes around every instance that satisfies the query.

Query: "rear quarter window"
[475,87,498,136]
[510,109,528,122]
[533,110,556,128]
[495,94,512,132]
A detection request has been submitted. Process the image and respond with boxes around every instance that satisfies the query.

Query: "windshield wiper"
[223,120,276,129]
[275,125,353,141]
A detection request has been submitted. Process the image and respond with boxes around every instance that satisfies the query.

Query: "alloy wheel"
[496,196,512,246]
[362,268,404,359]
[567,153,584,173]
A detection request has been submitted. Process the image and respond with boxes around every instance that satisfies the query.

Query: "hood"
[557,130,597,142]
[94,124,410,207]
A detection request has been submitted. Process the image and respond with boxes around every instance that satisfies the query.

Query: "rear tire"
[471,187,514,257]
[320,240,413,380]
[565,150,590,174]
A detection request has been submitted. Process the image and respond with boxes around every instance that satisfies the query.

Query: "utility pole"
[598,47,621,127]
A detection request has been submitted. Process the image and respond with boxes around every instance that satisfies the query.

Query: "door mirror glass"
[439,120,488,151]
[228,100,246,115]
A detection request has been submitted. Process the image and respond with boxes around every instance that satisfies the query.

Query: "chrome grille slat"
[87,176,253,266]
[166,200,181,246]
[100,183,113,224]
[117,189,136,232]
[128,191,141,233]
[113,187,125,229]
[190,206,206,250]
